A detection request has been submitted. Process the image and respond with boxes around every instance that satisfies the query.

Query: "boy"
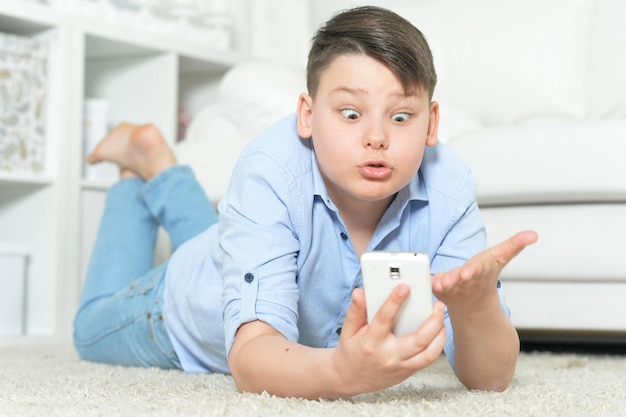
[74,6,538,399]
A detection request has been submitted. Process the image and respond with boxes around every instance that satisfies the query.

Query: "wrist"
[327,348,361,398]
[445,289,502,321]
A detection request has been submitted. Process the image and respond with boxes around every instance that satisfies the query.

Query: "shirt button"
[244,273,254,283]
[340,232,348,240]
[336,327,342,335]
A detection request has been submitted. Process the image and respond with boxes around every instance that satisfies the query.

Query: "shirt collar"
[311,151,337,211]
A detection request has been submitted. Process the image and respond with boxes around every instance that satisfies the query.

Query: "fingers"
[405,322,446,367]
[342,289,445,374]
[406,301,445,340]
[404,302,446,362]
[367,284,411,339]
[431,266,461,291]
[462,230,539,279]
[349,285,442,343]
[341,288,369,339]
[489,230,538,266]
[433,230,539,298]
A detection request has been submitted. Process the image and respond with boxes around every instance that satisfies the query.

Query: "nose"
[363,120,388,150]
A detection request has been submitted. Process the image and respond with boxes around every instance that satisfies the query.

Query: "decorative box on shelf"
[0,242,29,337]
[0,31,48,174]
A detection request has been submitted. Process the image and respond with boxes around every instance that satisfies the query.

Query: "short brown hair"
[306,6,437,100]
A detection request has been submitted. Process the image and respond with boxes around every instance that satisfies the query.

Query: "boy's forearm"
[448,297,520,391]
[229,333,353,399]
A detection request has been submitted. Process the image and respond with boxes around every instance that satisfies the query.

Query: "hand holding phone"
[360,251,433,337]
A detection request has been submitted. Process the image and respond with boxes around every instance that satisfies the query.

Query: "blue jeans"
[73,166,218,368]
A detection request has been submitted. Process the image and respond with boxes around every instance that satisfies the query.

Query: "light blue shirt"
[163,113,508,374]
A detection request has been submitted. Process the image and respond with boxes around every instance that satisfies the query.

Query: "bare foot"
[87,122,176,181]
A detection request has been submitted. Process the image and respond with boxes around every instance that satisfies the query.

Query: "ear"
[426,101,440,147]
[297,93,313,139]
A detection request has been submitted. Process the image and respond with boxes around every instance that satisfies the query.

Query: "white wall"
[245,0,400,66]
[246,1,417,67]
[247,0,311,66]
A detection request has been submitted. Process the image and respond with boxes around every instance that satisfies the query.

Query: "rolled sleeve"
[220,150,303,356]
[222,269,301,355]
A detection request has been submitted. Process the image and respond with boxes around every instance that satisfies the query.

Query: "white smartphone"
[360,251,433,337]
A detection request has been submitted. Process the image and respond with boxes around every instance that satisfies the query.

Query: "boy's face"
[297,54,439,209]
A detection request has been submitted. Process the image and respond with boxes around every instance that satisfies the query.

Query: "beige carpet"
[1,339,625,417]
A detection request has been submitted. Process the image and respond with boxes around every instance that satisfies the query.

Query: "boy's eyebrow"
[329,86,368,96]
[329,86,415,98]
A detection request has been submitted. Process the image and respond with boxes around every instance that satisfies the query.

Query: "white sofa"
[177,0,626,340]
[387,0,626,339]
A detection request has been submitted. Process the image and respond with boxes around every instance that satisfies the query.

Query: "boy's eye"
[392,112,410,122]
[341,109,361,120]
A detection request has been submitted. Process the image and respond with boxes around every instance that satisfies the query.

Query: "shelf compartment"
[0,2,63,35]
[80,13,243,68]
[83,34,178,142]
[0,172,54,186]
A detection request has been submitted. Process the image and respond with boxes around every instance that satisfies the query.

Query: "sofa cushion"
[481,204,626,280]
[370,0,593,126]
[444,120,626,205]
[185,61,305,144]
[436,100,484,143]
[177,61,306,203]
[175,137,249,205]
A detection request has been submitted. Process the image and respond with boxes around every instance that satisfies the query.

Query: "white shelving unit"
[0,0,249,341]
